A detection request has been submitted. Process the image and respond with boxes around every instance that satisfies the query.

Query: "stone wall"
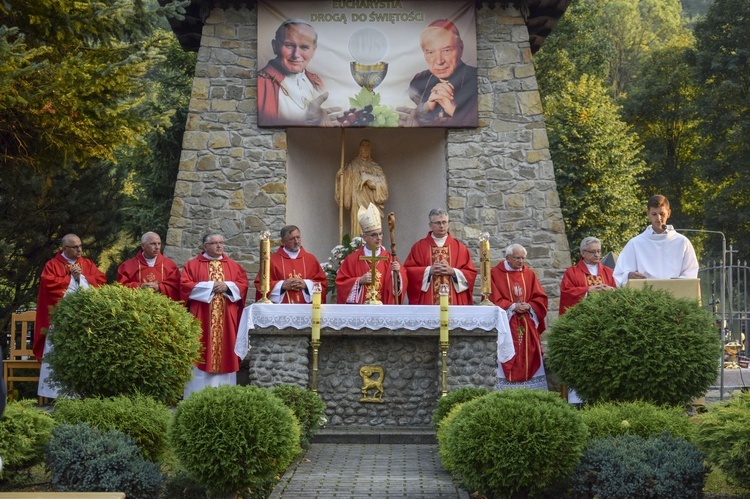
[165,2,571,315]
[247,328,498,427]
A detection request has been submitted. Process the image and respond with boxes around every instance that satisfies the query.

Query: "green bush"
[169,385,301,497]
[694,391,750,486]
[52,394,172,462]
[0,400,56,480]
[572,432,709,498]
[441,389,588,497]
[547,287,720,406]
[46,422,163,499]
[161,469,208,499]
[432,386,490,430]
[46,284,202,405]
[582,400,696,443]
[271,384,327,448]
[436,402,466,473]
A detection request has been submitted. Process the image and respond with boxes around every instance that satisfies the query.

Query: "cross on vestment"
[360,244,389,305]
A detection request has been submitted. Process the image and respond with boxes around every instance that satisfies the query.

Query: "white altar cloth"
[235,304,514,364]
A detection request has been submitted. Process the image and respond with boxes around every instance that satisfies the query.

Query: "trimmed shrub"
[52,394,172,462]
[694,391,750,486]
[45,284,202,405]
[441,389,588,497]
[0,400,56,479]
[572,432,708,498]
[271,384,327,448]
[547,287,720,406]
[169,385,301,497]
[432,386,490,430]
[436,402,465,473]
[46,422,163,499]
[582,400,696,443]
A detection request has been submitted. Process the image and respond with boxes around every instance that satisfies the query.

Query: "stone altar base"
[245,328,498,428]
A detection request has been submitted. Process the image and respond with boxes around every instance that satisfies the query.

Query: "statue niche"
[335,139,389,238]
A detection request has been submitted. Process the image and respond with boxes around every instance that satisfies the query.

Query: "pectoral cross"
[360,244,388,305]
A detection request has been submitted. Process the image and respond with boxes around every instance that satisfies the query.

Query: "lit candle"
[312,282,322,341]
[439,283,449,342]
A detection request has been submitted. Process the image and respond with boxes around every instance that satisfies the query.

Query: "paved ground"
[269,443,470,499]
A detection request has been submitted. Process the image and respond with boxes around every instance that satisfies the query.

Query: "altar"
[236,304,513,427]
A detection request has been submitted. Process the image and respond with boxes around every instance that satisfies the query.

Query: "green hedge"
[581,400,696,442]
[0,400,56,479]
[169,385,300,497]
[547,287,720,405]
[440,389,588,497]
[271,385,327,448]
[694,391,750,486]
[46,284,202,405]
[431,386,490,430]
[52,394,172,462]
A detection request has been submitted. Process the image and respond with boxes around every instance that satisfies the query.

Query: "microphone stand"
[675,227,728,400]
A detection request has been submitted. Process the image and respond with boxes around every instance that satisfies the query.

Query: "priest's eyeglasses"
[430,220,449,226]
[582,249,601,254]
[205,241,224,246]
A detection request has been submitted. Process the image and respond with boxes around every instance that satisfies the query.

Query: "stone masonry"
[164,2,572,314]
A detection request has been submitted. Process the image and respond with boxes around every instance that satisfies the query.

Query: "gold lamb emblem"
[359,365,385,403]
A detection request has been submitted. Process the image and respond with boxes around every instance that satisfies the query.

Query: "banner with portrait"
[257,0,477,128]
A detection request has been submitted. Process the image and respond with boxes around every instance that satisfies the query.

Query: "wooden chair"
[3,309,43,403]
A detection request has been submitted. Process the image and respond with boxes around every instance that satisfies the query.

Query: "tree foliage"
[544,75,645,258]
[0,0,187,326]
[692,0,750,262]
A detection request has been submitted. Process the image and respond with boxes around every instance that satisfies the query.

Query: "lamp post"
[677,228,728,400]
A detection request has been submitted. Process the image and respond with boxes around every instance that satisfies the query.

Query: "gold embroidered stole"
[431,246,451,304]
[208,260,226,372]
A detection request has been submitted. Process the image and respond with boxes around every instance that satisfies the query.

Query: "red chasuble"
[181,255,249,374]
[559,259,616,315]
[335,247,407,304]
[33,253,107,359]
[253,246,328,303]
[403,232,477,305]
[116,251,181,301]
[489,263,548,382]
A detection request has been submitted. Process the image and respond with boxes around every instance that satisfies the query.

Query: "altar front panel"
[239,304,510,427]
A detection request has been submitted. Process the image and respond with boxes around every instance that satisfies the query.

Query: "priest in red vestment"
[181,233,249,397]
[336,203,407,304]
[490,243,548,390]
[404,209,477,305]
[35,234,107,399]
[116,232,180,301]
[34,234,107,360]
[253,225,327,303]
[559,236,616,315]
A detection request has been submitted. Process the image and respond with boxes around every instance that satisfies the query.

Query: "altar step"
[314,426,437,444]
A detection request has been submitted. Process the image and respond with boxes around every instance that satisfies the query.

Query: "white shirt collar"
[282,247,300,259]
[431,234,448,247]
[202,253,224,261]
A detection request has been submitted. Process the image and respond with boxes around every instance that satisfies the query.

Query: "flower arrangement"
[321,234,364,298]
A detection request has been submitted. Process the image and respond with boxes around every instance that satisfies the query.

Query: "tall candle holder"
[258,231,271,304]
[439,283,450,397]
[479,232,492,306]
[311,283,322,393]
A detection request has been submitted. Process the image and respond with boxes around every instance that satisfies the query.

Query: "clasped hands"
[212,281,229,295]
[140,282,160,292]
[282,277,307,292]
[69,263,82,280]
[430,262,455,277]
[514,301,532,314]
[359,261,400,285]
[588,283,615,293]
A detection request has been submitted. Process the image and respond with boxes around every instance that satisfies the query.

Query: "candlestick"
[479,232,492,306]
[311,283,322,341]
[259,231,271,304]
[439,283,449,342]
